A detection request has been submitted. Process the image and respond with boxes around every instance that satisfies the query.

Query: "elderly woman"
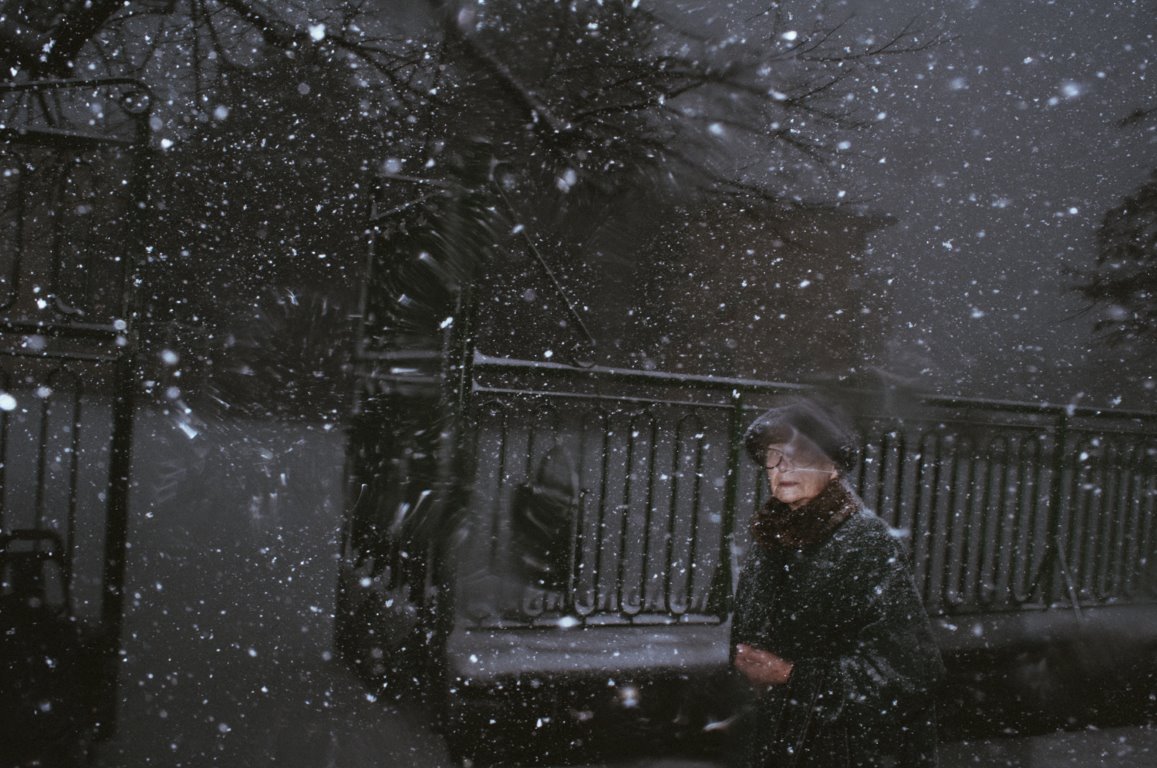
[729,399,944,768]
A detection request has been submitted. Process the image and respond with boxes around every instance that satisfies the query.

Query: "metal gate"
[0,78,151,745]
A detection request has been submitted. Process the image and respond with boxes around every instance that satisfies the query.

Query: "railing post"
[97,349,136,736]
[708,390,744,619]
[435,281,479,567]
[1035,408,1080,612]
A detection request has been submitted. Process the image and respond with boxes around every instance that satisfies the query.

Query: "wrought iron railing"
[455,355,1155,627]
[1,78,153,736]
[853,402,1155,615]
[464,393,737,625]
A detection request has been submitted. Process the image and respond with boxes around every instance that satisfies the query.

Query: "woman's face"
[764,437,838,509]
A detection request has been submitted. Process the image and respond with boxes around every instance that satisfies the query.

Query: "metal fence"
[1,78,152,736]
[457,355,1156,628]
[853,402,1155,615]
[465,392,737,624]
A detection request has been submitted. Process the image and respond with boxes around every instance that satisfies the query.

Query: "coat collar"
[750,479,860,551]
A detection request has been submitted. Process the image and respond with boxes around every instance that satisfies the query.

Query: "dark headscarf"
[743,398,860,474]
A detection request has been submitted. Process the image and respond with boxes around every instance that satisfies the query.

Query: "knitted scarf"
[750,479,860,550]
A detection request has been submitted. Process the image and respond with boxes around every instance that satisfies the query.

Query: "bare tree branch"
[0,0,127,75]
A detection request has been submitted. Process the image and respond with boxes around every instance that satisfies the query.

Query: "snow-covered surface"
[448,624,729,682]
[445,598,1157,688]
[931,603,1157,652]
[90,407,452,766]
[550,725,1157,767]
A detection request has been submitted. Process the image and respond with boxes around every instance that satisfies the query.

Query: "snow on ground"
[91,406,452,766]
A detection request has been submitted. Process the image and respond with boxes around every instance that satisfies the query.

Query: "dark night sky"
[858,0,1155,408]
[691,0,1155,408]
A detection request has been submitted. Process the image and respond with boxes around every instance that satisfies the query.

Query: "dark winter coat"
[729,486,945,768]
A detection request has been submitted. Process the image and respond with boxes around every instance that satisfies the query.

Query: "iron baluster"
[634,411,660,615]
[707,391,744,619]
[916,431,944,611]
[64,377,84,592]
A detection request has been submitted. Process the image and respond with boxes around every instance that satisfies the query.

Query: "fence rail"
[455,357,1156,627]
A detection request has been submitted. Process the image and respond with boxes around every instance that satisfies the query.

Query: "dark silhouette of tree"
[1,1,943,200]
[1072,170,1157,348]
[137,54,381,418]
[2,0,945,412]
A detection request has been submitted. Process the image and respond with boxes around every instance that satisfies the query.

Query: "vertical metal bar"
[1094,442,1120,600]
[1037,410,1070,606]
[1118,455,1138,597]
[1107,441,1133,598]
[573,409,607,617]
[1079,446,1102,600]
[616,506,631,614]
[34,377,52,527]
[707,391,743,619]
[1031,434,1050,599]
[892,431,908,533]
[470,401,487,562]
[351,175,378,362]
[456,301,483,586]
[93,91,151,738]
[569,411,595,618]
[943,436,975,608]
[980,436,1011,606]
[959,438,986,605]
[48,161,79,314]
[917,431,943,609]
[941,435,965,608]
[487,402,509,568]
[996,435,1020,605]
[635,412,659,614]
[685,424,705,605]
[0,147,26,311]
[616,412,639,615]
[856,428,871,498]
[873,430,889,517]
[1115,440,1138,598]
[97,351,134,736]
[1134,469,1156,596]
[667,414,706,614]
[972,438,994,605]
[1011,436,1041,602]
[0,370,8,529]
[961,439,981,607]
[522,399,537,479]
[754,466,767,509]
[1111,438,1139,598]
[1121,445,1146,597]
[65,380,83,591]
[565,487,586,618]
[663,416,689,613]
[996,437,1015,605]
[516,404,563,607]
[1070,436,1095,599]
[430,277,480,648]
[593,414,613,613]
[1001,435,1017,604]
[1056,546,1085,621]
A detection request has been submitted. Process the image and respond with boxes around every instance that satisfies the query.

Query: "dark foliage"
[1072,170,1157,348]
[1,0,944,413]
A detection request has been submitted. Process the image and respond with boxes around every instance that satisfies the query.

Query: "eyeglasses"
[763,446,823,471]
